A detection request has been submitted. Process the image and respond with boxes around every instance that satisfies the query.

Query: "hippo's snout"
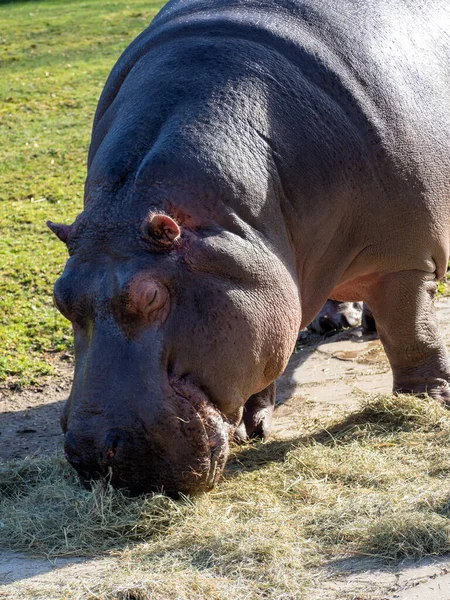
[62,381,232,496]
[102,428,130,464]
[63,427,154,494]
[65,428,130,465]
[64,428,124,477]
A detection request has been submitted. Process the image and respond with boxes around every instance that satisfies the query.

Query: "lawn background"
[2,0,449,387]
[0,0,165,385]
[3,4,450,600]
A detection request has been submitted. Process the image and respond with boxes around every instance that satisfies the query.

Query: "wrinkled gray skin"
[48,0,450,495]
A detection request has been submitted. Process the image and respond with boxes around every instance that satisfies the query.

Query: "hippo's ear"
[145,214,181,247]
[46,220,72,244]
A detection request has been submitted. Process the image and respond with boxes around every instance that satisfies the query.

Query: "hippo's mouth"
[169,376,231,488]
[64,377,232,497]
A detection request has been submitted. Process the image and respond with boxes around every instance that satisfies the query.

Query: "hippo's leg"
[361,303,377,333]
[234,382,276,442]
[367,270,450,402]
[308,300,363,334]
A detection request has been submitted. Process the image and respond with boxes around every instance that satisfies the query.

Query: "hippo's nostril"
[106,447,116,460]
[104,441,119,463]
[102,429,128,464]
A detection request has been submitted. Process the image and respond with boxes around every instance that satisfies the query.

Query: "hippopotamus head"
[48,201,300,496]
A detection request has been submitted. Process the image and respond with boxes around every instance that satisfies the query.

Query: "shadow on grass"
[225,398,419,478]
[0,398,65,462]
[325,552,450,582]
[0,550,94,586]
[326,514,450,578]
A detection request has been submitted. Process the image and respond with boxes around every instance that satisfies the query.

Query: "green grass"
[438,274,450,297]
[3,394,450,599]
[0,0,165,386]
[2,0,449,387]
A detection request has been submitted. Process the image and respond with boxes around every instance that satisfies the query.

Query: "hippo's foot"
[393,359,450,405]
[396,384,450,405]
[308,300,363,334]
[234,382,276,442]
[367,269,450,407]
[394,380,450,405]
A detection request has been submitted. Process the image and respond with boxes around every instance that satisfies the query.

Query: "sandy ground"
[2,300,450,598]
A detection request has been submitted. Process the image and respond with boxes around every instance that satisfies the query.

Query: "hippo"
[48,0,450,496]
[308,301,376,334]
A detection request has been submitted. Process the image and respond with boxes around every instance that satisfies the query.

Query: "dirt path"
[2,300,450,598]
[0,360,72,462]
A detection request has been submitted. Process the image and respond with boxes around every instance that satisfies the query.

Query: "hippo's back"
[98,0,450,189]
[99,0,450,128]
[92,0,450,287]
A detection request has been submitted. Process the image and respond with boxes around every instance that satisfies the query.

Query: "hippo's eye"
[127,277,170,325]
[144,287,159,315]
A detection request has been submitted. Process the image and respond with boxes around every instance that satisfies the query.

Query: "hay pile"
[2,394,450,599]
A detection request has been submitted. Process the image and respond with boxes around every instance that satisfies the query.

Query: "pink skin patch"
[127,276,171,327]
[146,214,181,246]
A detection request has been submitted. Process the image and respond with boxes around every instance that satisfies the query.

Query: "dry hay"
[2,393,450,599]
